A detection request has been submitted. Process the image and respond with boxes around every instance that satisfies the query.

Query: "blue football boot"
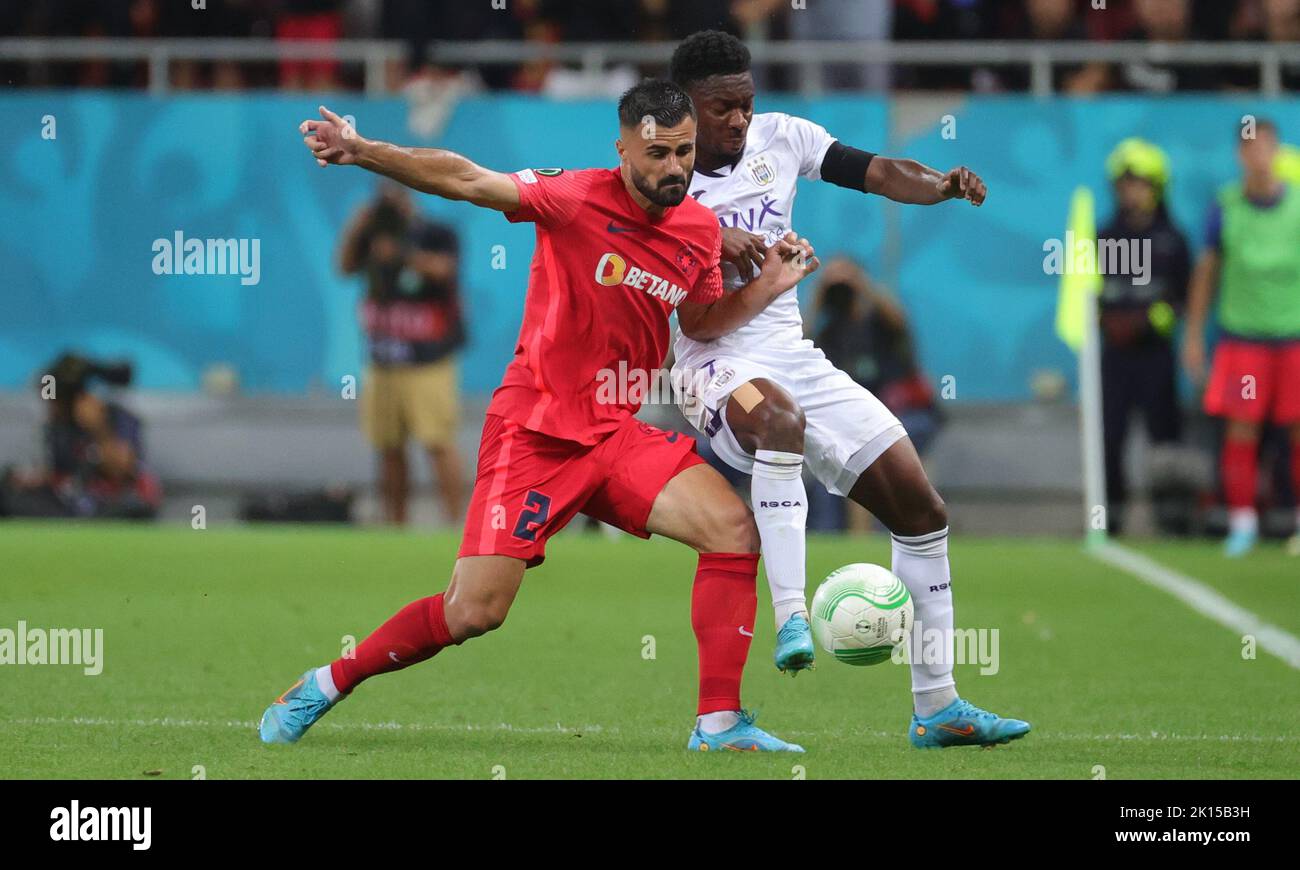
[1223,527,1258,559]
[688,710,805,752]
[259,669,337,744]
[908,698,1030,749]
[774,613,815,674]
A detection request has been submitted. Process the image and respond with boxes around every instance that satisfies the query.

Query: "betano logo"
[594,253,689,306]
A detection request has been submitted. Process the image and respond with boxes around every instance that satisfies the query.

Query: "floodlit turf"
[1,521,1296,779]
[1129,539,1300,639]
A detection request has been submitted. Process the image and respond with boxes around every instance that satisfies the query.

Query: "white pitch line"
[1092,540,1300,671]
[2,716,610,735]
[5,717,1297,744]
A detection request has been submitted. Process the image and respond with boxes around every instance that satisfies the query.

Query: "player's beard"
[631,164,689,208]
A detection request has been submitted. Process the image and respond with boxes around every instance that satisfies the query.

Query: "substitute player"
[1184,119,1300,558]
[260,80,820,751]
[669,32,1029,748]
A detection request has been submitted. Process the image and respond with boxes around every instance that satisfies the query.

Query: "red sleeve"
[687,225,724,305]
[504,169,591,229]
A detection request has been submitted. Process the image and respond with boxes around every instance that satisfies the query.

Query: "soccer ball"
[810,563,913,666]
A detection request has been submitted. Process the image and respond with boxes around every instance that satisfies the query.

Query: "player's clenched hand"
[938,166,987,206]
[761,231,820,293]
[721,227,767,276]
[299,105,363,167]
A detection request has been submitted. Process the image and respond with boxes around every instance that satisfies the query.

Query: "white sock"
[914,685,959,718]
[1229,507,1258,536]
[891,528,957,715]
[752,449,808,631]
[698,710,741,734]
[774,599,807,629]
[314,665,341,703]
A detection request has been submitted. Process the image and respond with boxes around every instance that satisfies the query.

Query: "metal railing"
[1,37,1297,97]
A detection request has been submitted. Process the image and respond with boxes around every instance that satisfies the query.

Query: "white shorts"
[674,341,906,497]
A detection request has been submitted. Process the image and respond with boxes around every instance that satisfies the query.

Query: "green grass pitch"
[1,521,1297,779]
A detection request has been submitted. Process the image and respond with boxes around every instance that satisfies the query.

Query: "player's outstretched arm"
[865,157,987,207]
[678,233,820,342]
[299,106,521,212]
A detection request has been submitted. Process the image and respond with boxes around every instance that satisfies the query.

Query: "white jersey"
[671,112,906,494]
[674,112,837,363]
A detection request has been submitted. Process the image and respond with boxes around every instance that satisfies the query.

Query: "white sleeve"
[784,115,838,181]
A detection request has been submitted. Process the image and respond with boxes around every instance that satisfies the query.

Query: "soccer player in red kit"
[260,80,820,751]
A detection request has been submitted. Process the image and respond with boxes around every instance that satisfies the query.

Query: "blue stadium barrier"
[2,93,1296,400]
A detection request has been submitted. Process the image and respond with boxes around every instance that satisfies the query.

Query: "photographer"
[811,257,941,451]
[339,183,466,525]
[1,353,161,520]
[806,257,942,532]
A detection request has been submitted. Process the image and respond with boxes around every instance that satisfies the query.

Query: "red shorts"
[1203,338,1300,424]
[459,414,704,567]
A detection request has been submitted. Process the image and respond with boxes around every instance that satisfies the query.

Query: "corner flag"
[1055,185,1102,353]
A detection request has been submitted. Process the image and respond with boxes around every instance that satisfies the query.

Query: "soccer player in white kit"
[669,32,1029,748]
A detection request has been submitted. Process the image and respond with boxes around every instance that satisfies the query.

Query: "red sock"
[1221,436,1258,511]
[691,552,758,715]
[330,593,456,694]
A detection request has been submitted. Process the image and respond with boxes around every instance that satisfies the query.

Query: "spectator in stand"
[51,0,181,89]
[512,2,564,93]
[36,0,274,90]
[1183,120,1300,557]
[1241,0,1300,90]
[805,258,942,531]
[721,0,892,91]
[1262,0,1300,40]
[647,0,739,39]
[998,0,1112,93]
[0,353,161,520]
[6,0,1296,93]
[793,0,892,91]
[276,0,344,90]
[1120,0,1226,92]
[893,0,990,41]
[810,258,941,453]
[893,0,995,90]
[1,0,102,86]
[1096,138,1192,535]
[534,1,739,95]
[150,0,268,90]
[338,183,467,526]
[384,0,529,90]
[201,0,270,90]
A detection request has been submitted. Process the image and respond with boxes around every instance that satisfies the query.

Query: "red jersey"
[490,167,724,445]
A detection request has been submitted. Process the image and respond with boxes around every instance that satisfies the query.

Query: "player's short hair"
[670,30,751,90]
[617,79,696,130]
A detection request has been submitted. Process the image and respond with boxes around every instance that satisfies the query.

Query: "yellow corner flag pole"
[1056,186,1102,350]
[1056,186,1108,547]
